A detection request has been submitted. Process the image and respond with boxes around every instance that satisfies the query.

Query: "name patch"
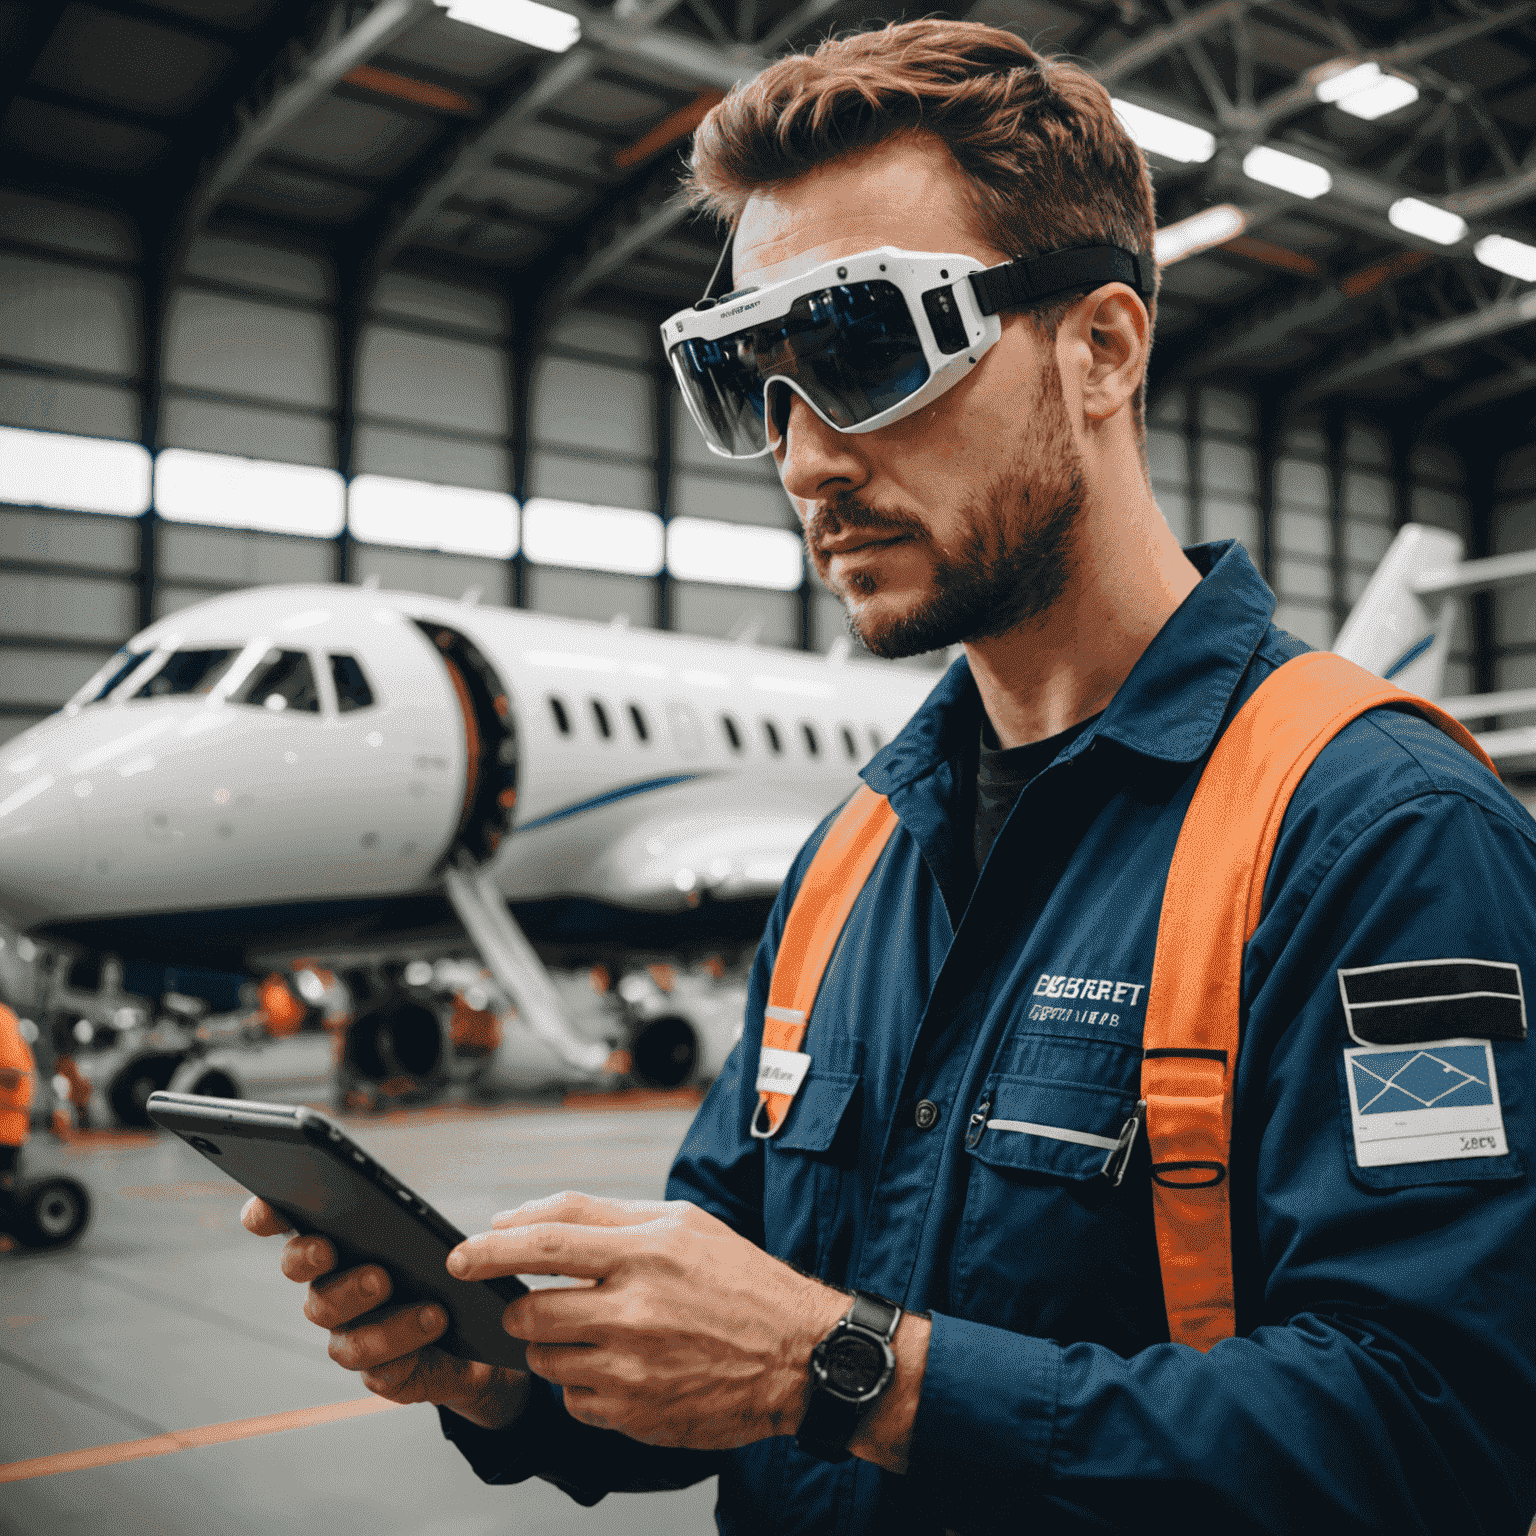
[755,1047,811,1097]
[1338,958,1526,1046]
[1343,1039,1508,1167]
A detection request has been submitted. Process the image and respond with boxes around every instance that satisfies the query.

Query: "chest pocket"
[761,1041,863,1277]
[954,1033,1162,1347]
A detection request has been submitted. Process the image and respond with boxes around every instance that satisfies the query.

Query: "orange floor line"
[0,1395,404,1483]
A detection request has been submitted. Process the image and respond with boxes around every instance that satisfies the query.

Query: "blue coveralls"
[444,540,1536,1534]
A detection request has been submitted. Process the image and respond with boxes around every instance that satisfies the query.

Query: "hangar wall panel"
[356,326,506,436]
[165,290,334,408]
[157,525,333,587]
[0,252,138,377]
[0,571,137,641]
[524,450,652,508]
[524,566,656,626]
[352,424,509,493]
[0,372,140,438]
[350,542,512,603]
[160,396,335,467]
[0,191,137,260]
[671,582,798,648]
[530,357,652,458]
[0,507,137,570]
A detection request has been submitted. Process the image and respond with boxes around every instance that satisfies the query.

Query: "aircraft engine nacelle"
[339,997,450,1105]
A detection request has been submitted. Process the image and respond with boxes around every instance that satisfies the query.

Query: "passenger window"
[549,697,571,735]
[84,649,148,705]
[763,719,782,755]
[134,649,238,700]
[628,703,649,743]
[329,654,374,712]
[721,714,743,753]
[231,649,320,713]
[868,726,884,752]
[591,699,612,740]
[801,722,820,757]
[840,725,858,760]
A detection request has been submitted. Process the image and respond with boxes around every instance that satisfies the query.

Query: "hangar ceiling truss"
[8,0,1536,438]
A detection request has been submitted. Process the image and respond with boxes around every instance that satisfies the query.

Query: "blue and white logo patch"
[1343,1039,1508,1167]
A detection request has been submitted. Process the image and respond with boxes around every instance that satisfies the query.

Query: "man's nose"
[774,389,868,504]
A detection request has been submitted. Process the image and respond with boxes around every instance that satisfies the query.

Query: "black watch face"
[822,1331,887,1397]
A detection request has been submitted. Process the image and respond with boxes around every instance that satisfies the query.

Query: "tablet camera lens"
[189,1136,223,1156]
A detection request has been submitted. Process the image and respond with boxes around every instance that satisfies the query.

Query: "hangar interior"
[4,0,1536,1530]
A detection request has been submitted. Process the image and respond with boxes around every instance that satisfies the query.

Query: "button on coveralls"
[443,541,1536,1534]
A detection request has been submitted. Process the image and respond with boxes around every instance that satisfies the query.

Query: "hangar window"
[329,654,374,712]
[84,649,149,704]
[134,648,238,700]
[801,722,820,757]
[232,649,320,713]
[720,714,743,753]
[627,703,649,743]
[840,725,859,761]
[591,699,612,740]
[548,697,571,735]
[762,718,782,755]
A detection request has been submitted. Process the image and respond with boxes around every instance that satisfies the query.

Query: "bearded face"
[802,360,1086,659]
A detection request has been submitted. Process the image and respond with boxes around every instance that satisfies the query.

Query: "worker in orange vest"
[0,1002,36,1194]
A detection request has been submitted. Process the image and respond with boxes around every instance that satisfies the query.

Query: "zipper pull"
[1100,1099,1146,1186]
[965,1098,991,1151]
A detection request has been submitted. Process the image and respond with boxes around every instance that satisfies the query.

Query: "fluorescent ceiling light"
[443,0,580,52]
[1154,204,1247,266]
[1243,145,1331,200]
[348,475,518,558]
[0,427,151,516]
[1111,99,1216,164]
[154,449,345,537]
[667,518,803,592]
[1316,60,1419,120]
[1475,233,1536,283]
[522,498,664,575]
[1388,197,1466,246]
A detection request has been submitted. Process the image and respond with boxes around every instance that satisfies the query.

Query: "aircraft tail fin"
[1331,523,1464,701]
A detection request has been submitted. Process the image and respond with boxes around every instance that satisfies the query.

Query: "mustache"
[805,498,927,550]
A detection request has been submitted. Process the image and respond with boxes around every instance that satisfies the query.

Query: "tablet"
[146,1091,528,1371]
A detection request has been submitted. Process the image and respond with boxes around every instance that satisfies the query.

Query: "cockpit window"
[329,654,374,713]
[231,649,320,713]
[133,649,238,700]
[82,649,148,704]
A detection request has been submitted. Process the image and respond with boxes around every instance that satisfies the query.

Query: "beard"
[805,362,1087,660]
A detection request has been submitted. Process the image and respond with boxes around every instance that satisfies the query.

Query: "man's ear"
[1062,285,1149,425]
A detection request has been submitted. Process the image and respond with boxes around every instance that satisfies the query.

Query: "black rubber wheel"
[631,1015,698,1090]
[185,1067,241,1100]
[12,1175,91,1248]
[108,1052,183,1127]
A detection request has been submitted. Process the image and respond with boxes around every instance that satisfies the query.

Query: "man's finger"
[502,1285,611,1344]
[490,1191,673,1231]
[279,1233,338,1283]
[449,1218,666,1282]
[305,1264,391,1329]
[241,1196,293,1236]
[327,1302,448,1373]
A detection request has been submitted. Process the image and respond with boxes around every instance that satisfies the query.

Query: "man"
[244,19,1536,1531]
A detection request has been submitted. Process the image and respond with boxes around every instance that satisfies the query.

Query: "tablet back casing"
[147,1092,528,1371]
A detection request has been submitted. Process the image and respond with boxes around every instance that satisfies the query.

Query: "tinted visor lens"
[669,279,931,457]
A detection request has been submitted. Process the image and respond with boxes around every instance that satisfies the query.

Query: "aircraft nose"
[0,768,82,927]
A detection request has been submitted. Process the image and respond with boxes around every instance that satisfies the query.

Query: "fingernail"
[419,1306,441,1334]
[361,1271,381,1298]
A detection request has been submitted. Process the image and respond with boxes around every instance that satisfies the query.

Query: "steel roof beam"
[1292,287,1536,404]
[181,0,437,241]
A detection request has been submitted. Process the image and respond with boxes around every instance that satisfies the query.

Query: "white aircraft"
[4,521,1532,1116]
[0,583,937,1107]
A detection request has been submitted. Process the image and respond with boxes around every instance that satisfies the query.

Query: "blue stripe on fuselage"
[515,774,705,834]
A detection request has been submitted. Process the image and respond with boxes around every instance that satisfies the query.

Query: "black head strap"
[968,244,1155,316]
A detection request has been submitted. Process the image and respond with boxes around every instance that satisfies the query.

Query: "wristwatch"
[795,1291,903,1463]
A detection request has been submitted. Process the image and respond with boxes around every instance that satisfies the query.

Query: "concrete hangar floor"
[0,1095,717,1535]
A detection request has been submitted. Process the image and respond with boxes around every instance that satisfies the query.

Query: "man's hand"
[240,1196,531,1431]
[446,1191,928,1466]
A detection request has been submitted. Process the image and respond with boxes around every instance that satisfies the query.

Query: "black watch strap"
[796,1292,902,1464]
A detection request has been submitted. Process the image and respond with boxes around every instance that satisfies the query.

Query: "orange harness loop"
[760,652,1496,1345]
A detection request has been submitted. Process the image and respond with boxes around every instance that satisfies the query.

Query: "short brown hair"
[682,18,1158,426]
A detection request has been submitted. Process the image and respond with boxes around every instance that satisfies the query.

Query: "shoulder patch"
[1344,1040,1508,1167]
[1338,959,1526,1046]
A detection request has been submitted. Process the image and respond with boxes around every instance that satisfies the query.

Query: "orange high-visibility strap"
[0,1003,36,1149]
[1143,650,1496,1351]
[754,786,899,1138]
